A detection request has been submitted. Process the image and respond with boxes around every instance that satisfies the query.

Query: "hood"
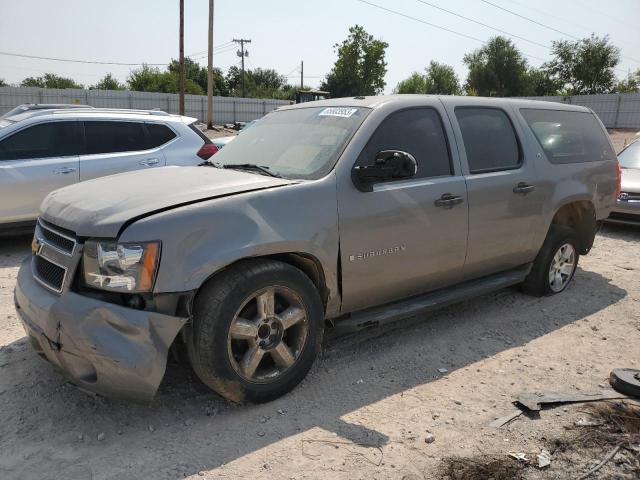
[621,168,640,194]
[40,166,296,238]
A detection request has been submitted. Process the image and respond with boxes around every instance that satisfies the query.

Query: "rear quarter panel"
[511,105,618,252]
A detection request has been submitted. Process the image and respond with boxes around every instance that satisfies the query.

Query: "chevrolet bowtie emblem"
[31,237,43,255]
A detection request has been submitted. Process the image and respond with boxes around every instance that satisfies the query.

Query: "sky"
[1,0,639,93]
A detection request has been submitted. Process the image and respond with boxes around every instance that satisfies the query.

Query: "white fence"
[0,87,292,124]
[522,93,640,129]
[2,87,639,129]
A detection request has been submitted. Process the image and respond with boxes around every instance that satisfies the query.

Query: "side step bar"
[333,264,532,335]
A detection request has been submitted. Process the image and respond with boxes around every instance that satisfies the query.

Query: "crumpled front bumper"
[14,257,188,402]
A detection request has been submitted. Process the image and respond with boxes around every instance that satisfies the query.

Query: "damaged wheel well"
[194,253,329,313]
[550,201,597,255]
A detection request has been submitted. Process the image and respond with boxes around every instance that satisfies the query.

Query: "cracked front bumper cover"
[14,257,188,402]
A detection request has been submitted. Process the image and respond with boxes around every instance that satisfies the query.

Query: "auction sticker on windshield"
[319,107,359,118]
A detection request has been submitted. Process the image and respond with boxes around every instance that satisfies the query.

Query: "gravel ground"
[0,223,639,479]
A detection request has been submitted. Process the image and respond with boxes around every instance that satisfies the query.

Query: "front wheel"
[522,225,579,296]
[187,259,324,403]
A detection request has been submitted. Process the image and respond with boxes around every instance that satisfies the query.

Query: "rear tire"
[522,225,579,296]
[187,259,324,403]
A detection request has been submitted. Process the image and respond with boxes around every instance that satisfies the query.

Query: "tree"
[395,72,428,94]
[322,25,388,97]
[395,62,460,95]
[91,73,125,90]
[424,61,461,95]
[615,69,640,93]
[127,65,203,94]
[225,66,294,99]
[21,73,83,89]
[168,57,228,96]
[544,34,620,95]
[524,68,562,96]
[463,36,530,97]
[0,78,7,87]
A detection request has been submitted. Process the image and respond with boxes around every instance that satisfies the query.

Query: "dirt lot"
[0,223,638,479]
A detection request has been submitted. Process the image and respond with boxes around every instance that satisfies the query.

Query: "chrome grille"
[34,255,67,293]
[37,220,76,255]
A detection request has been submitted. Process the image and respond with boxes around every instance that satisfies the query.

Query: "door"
[446,104,542,280]
[0,121,80,224]
[79,120,166,181]
[338,106,469,313]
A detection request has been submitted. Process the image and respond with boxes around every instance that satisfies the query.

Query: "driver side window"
[356,108,452,180]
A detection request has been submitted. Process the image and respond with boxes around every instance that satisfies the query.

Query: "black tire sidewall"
[525,226,580,296]
[189,260,324,403]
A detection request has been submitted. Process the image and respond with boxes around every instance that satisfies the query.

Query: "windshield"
[210,106,370,180]
[618,140,640,169]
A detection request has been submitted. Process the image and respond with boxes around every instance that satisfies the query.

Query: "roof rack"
[51,108,171,116]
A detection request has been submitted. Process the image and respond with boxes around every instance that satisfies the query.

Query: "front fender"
[119,176,340,315]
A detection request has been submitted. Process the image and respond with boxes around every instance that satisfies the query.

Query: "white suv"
[0,108,217,233]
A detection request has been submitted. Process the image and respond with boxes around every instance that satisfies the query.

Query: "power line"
[479,0,639,66]
[414,0,548,49]
[0,41,239,68]
[0,51,167,66]
[479,0,580,40]
[355,0,546,63]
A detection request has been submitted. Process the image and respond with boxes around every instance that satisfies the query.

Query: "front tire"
[522,225,579,296]
[187,259,324,403]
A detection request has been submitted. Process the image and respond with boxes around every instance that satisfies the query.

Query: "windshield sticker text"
[319,107,358,118]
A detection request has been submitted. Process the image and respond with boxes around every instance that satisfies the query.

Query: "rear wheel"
[187,259,324,403]
[522,225,579,296]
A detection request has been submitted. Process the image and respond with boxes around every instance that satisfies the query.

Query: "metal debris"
[516,390,628,411]
[488,409,524,428]
[537,449,551,469]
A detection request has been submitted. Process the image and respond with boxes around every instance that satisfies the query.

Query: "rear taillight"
[615,156,622,198]
[197,143,218,160]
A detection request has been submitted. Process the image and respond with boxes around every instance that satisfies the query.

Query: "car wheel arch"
[192,252,331,314]
[548,200,597,255]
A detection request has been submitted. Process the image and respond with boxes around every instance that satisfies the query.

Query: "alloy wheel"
[227,286,309,383]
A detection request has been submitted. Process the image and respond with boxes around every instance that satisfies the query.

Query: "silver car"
[14,95,618,403]
[608,139,640,225]
[0,108,217,234]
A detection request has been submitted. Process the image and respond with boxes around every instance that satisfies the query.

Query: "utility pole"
[179,0,185,115]
[233,38,251,97]
[206,0,214,129]
[300,60,304,90]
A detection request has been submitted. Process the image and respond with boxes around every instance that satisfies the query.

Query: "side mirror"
[353,150,417,191]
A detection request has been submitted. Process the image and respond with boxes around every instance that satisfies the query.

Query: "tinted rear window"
[84,121,148,155]
[0,121,81,160]
[520,109,614,164]
[455,107,521,173]
[146,123,177,148]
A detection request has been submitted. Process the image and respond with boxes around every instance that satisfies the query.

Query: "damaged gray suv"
[15,95,619,403]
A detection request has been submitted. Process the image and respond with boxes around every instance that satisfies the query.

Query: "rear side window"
[0,121,80,160]
[455,108,521,174]
[357,108,452,179]
[84,121,148,155]
[520,109,614,164]
[146,123,177,148]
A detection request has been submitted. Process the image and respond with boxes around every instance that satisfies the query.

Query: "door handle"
[513,182,536,195]
[139,158,160,167]
[53,167,77,175]
[434,193,464,208]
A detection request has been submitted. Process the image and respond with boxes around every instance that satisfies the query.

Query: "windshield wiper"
[222,163,282,178]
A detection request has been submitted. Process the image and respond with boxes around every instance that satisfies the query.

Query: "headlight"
[83,240,160,293]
